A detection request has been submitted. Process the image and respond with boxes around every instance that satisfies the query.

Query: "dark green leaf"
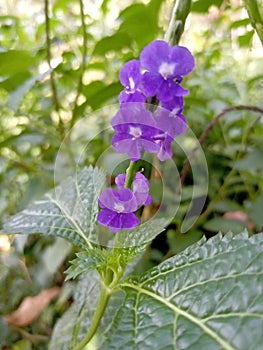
[249,192,263,229]
[65,248,109,280]
[2,167,105,248]
[114,218,168,249]
[203,216,247,233]
[100,232,263,349]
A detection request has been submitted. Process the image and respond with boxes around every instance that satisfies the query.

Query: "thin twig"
[180,105,263,187]
[44,0,64,136]
[71,0,88,127]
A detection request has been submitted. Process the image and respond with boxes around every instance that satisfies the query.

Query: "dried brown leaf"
[4,286,60,327]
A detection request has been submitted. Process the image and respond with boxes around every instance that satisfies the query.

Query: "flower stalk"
[71,281,112,350]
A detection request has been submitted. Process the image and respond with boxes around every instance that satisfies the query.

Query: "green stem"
[44,0,64,137]
[244,0,263,46]
[164,0,192,45]
[124,161,137,188]
[71,0,88,127]
[71,282,112,350]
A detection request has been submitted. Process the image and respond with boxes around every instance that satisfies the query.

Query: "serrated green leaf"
[2,167,105,248]
[65,248,109,280]
[114,218,168,248]
[99,232,263,349]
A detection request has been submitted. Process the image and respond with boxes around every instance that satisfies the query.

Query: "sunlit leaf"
[0,50,38,77]
[191,0,224,13]
[93,32,132,56]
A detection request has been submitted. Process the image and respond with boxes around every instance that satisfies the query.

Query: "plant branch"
[164,0,192,45]
[179,105,263,229]
[71,0,88,127]
[244,0,263,46]
[71,281,112,350]
[44,0,64,136]
[180,105,263,187]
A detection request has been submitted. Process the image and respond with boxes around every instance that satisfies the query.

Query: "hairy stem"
[244,0,263,45]
[71,282,111,350]
[71,0,88,127]
[164,0,192,45]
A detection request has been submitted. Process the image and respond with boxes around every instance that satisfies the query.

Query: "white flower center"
[126,77,135,94]
[129,126,142,140]
[114,202,125,213]
[129,77,135,90]
[158,62,175,79]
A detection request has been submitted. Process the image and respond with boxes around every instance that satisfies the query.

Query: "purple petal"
[161,96,184,112]
[133,173,151,206]
[144,194,152,206]
[157,79,188,102]
[97,208,117,226]
[112,135,142,161]
[156,109,187,138]
[119,90,145,104]
[156,137,173,161]
[98,188,137,213]
[111,104,157,129]
[170,46,195,76]
[140,40,170,72]
[98,189,119,210]
[108,214,123,232]
[121,212,140,230]
[140,72,162,97]
[115,173,126,188]
[119,59,142,89]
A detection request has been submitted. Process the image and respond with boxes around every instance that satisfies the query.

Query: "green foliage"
[49,232,263,349]
[100,232,263,349]
[1,0,263,348]
[3,167,105,248]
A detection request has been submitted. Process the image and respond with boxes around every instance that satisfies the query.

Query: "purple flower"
[152,131,174,161]
[140,40,194,102]
[115,172,152,206]
[111,104,160,161]
[97,188,140,232]
[118,60,145,103]
[156,105,187,140]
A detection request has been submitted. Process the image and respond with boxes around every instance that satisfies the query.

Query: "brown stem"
[180,105,263,187]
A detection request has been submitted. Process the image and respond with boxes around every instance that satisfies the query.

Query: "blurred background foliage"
[0,0,263,348]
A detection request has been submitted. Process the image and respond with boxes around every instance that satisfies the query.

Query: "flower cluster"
[112,39,194,162]
[98,40,194,232]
